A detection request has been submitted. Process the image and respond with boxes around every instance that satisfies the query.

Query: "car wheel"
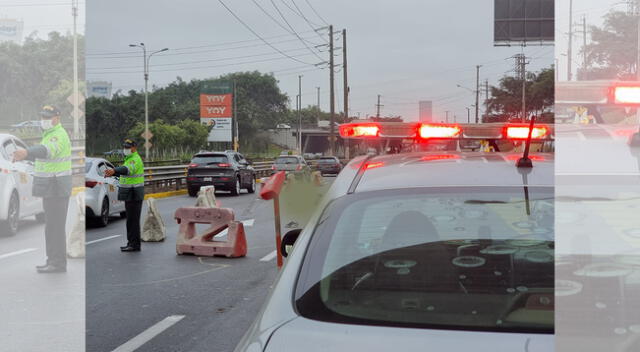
[97,197,109,227]
[1,192,20,237]
[247,175,256,193]
[188,187,199,197]
[230,177,241,196]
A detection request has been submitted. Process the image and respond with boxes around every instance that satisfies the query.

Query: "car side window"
[97,162,107,177]
[3,141,18,161]
[234,154,242,164]
[13,138,28,150]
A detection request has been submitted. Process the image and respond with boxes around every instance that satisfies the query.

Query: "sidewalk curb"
[144,189,188,200]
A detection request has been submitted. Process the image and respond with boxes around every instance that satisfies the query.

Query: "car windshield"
[192,155,228,164]
[275,156,300,164]
[295,187,554,333]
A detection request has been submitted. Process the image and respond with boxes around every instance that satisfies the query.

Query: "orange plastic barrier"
[175,207,247,258]
[259,171,286,268]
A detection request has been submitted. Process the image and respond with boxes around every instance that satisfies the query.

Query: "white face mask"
[123,148,132,156]
[41,119,54,130]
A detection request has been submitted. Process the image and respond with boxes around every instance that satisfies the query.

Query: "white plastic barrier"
[195,185,217,208]
[67,193,85,258]
[141,197,166,242]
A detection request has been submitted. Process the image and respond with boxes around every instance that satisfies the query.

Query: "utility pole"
[484,79,489,122]
[568,0,573,81]
[72,0,79,138]
[316,87,320,108]
[466,107,471,123]
[234,81,238,151]
[445,110,450,123]
[329,25,336,156]
[298,75,302,155]
[515,53,529,121]
[475,65,481,123]
[342,29,349,160]
[583,15,588,75]
[376,95,382,118]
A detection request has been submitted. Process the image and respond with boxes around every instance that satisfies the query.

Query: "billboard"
[200,82,233,142]
[0,19,24,44]
[494,0,554,45]
[88,81,113,99]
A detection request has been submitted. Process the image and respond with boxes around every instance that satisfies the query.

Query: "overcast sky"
[556,0,619,82]
[0,0,84,39]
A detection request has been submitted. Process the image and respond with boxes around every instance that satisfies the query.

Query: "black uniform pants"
[125,200,143,248]
[43,196,70,267]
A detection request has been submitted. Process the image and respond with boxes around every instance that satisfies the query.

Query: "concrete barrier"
[67,193,85,258]
[175,207,247,258]
[142,197,166,242]
[195,185,218,208]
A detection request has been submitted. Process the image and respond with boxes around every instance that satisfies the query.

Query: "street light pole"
[129,43,168,161]
[466,107,470,123]
[298,75,303,155]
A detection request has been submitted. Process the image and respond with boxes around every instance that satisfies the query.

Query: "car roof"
[329,151,554,196]
[556,124,640,176]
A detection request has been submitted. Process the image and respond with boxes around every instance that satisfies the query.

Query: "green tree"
[582,11,638,80]
[486,67,554,122]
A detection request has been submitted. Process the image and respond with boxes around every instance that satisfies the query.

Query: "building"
[0,19,24,44]
[419,100,433,122]
[87,81,113,99]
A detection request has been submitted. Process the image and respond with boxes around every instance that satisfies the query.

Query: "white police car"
[235,122,554,352]
[0,134,44,236]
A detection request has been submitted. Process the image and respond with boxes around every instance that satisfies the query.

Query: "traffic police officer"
[13,105,72,273]
[105,139,145,252]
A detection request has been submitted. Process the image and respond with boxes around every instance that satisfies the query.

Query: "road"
[87,177,332,352]
[0,198,85,352]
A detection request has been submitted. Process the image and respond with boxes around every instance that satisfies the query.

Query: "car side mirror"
[281,229,302,258]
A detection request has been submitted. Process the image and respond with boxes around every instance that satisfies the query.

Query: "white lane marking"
[260,250,277,262]
[87,235,121,245]
[0,248,37,260]
[111,315,185,352]
[213,219,254,239]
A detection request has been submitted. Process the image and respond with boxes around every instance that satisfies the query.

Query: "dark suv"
[186,151,256,197]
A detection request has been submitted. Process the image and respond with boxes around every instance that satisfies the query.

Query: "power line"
[304,0,329,26]
[86,52,322,75]
[87,35,320,58]
[216,0,316,66]
[288,0,329,43]
[268,0,325,61]
[87,47,313,70]
[249,0,316,45]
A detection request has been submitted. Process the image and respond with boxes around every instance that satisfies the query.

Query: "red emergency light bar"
[505,125,550,140]
[611,85,640,105]
[418,124,462,139]
[339,123,380,138]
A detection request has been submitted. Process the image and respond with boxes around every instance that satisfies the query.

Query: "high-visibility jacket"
[35,123,72,177]
[119,152,145,188]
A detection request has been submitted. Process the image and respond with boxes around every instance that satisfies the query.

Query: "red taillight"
[189,163,198,168]
[339,123,380,138]
[505,125,549,140]
[296,164,302,171]
[613,86,640,104]
[86,179,98,188]
[218,163,231,167]
[271,165,276,170]
[418,124,461,139]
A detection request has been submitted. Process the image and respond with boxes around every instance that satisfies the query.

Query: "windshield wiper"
[465,200,508,204]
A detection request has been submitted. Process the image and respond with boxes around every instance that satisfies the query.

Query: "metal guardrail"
[143,161,275,193]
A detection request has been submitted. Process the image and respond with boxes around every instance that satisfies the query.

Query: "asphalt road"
[0,198,85,352]
[86,184,312,352]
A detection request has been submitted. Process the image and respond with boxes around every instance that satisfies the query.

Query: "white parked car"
[85,157,126,227]
[0,134,44,236]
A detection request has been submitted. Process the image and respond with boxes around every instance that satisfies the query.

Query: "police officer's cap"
[122,139,137,148]
[40,105,61,118]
